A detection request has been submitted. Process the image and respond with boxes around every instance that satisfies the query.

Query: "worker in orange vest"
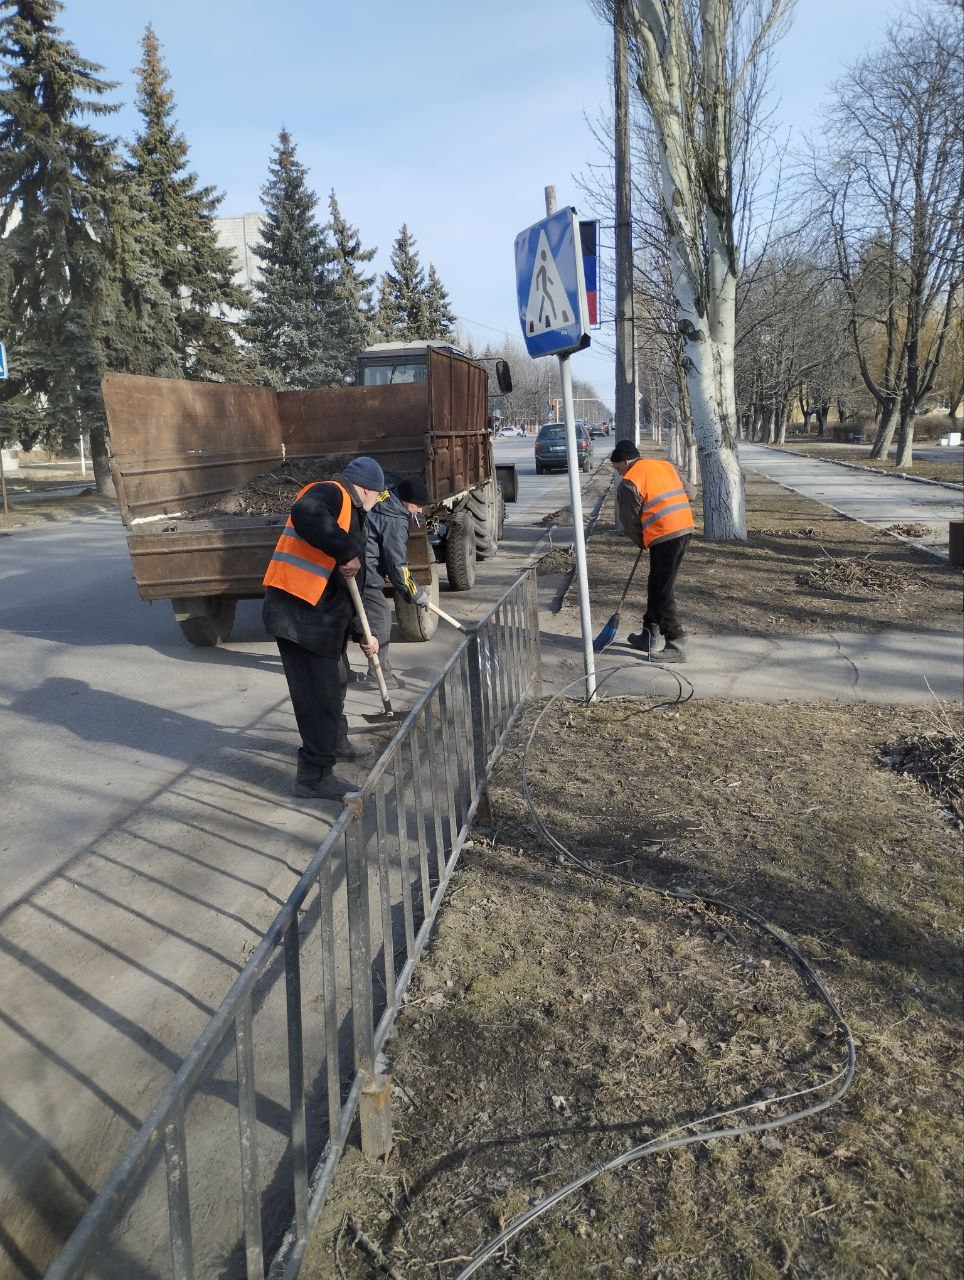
[262,456,385,802]
[610,439,696,662]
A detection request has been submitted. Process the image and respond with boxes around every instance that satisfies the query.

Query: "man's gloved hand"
[413,587,430,608]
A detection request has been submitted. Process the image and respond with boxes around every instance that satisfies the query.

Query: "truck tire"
[469,480,501,560]
[394,564,440,642]
[445,515,476,591]
[173,596,236,647]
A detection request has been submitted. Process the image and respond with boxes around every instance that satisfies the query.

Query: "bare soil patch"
[303,697,963,1279]
[0,490,116,531]
[583,473,962,638]
[775,441,964,488]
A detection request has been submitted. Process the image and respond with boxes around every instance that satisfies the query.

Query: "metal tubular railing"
[47,567,541,1280]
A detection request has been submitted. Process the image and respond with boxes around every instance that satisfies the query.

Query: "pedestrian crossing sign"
[0,341,7,380]
[514,208,591,359]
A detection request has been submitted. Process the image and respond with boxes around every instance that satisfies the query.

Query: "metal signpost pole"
[0,341,8,516]
[558,351,596,699]
[544,186,597,701]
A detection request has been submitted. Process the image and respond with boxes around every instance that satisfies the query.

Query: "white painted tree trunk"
[659,152,747,540]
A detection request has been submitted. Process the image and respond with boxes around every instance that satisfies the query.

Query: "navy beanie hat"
[341,456,385,491]
[609,439,640,463]
[396,476,429,505]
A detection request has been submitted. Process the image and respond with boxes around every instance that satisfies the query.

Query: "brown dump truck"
[102,342,517,646]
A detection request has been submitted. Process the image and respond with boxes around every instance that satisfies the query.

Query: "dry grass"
[0,490,116,531]
[302,698,963,1279]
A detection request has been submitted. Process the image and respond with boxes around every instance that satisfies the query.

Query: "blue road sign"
[0,341,7,380]
[514,207,591,359]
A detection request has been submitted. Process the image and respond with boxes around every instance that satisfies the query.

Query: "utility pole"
[614,0,637,449]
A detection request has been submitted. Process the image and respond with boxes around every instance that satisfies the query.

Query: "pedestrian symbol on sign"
[525,231,573,335]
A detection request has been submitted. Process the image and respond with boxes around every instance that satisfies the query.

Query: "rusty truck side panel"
[103,373,283,526]
[102,348,491,604]
[277,384,428,477]
[425,346,491,500]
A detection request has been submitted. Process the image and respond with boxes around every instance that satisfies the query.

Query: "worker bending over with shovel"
[262,456,385,802]
[358,476,431,691]
[611,440,695,662]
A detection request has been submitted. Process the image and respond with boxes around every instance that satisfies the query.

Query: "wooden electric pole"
[614,0,637,448]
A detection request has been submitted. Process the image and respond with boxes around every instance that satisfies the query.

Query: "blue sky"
[65,0,902,405]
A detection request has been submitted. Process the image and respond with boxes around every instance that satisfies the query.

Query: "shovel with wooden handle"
[345,576,397,720]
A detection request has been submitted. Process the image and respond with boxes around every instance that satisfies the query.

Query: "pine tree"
[246,129,331,388]
[129,24,251,381]
[0,0,118,476]
[376,223,429,341]
[326,190,376,381]
[423,263,456,341]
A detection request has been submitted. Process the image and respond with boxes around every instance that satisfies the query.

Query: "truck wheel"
[173,596,236,647]
[394,565,440,642]
[445,516,477,591]
[469,480,501,560]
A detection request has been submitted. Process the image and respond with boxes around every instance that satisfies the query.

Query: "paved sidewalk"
[740,444,963,555]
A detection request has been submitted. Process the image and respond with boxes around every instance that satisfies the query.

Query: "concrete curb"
[549,465,615,614]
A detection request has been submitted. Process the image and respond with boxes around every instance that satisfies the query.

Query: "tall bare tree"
[592,0,793,539]
[814,6,963,466]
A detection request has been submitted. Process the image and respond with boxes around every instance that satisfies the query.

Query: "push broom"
[592,547,644,652]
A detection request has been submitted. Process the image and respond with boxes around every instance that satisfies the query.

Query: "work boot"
[358,670,405,692]
[627,623,661,655]
[293,769,359,801]
[661,638,688,663]
[336,734,374,762]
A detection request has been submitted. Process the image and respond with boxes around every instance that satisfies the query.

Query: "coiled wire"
[455,662,856,1278]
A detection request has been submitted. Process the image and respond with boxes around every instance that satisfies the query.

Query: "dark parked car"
[534,422,594,474]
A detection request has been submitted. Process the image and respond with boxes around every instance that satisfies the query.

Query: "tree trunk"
[686,439,698,487]
[801,410,813,435]
[667,420,681,467]
[895,409,915,469]
[836,398,846,423]
[869,400,899,459]
[764,405,775,444]
[89,421,115,497]
[775,401,788,445]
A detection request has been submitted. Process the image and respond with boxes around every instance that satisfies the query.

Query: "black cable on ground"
[455,662,857,1279]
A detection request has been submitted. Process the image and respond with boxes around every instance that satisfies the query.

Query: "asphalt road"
[0,437,590,1279]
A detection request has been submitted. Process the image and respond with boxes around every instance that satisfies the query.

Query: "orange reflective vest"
[262,481,352,605]
[622,459,694,548]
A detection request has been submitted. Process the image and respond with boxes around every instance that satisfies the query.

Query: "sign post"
[0,341,8,516]
[514,192,597,701]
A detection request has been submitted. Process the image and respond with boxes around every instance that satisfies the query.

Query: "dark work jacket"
[262,477,368,657]
[365,491,418,599]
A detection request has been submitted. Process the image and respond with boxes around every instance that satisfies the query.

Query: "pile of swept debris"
[198,456,355,518]
[796,552,923,595]
[881,726,964,825]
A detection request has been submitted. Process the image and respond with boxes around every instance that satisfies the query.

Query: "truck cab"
[356,341,465,387]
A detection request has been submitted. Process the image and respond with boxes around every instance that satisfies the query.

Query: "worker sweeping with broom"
[607,440,695,662]
[262,457,386,802]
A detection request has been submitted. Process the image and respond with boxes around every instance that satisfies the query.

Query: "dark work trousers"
[276,635,349,777]
[644,533,690,641]
[362,581,394,676]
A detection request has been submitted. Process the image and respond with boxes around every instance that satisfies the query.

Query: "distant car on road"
[534,422,595,474]
[588,422,610,438]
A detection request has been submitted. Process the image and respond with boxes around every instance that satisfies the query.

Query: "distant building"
[214,213,264,290]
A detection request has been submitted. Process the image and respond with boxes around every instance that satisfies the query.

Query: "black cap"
[609,439,640,463]
[397,476,429,505]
